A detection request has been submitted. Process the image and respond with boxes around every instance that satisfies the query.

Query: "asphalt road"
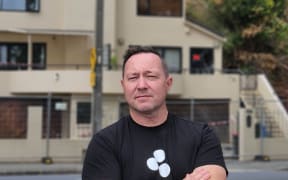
[228,170,288,180]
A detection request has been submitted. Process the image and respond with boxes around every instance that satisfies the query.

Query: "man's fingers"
[194,168,210,180]
[183,168,211,180]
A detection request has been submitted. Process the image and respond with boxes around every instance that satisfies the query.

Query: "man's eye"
[128,77,137,80]
[148,75,155,78]
[147,75,157,79]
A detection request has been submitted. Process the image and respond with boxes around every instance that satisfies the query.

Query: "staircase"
[240,74,288,138]
[241,90,284,138]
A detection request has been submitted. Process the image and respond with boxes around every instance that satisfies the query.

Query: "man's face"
[121,53,172,114]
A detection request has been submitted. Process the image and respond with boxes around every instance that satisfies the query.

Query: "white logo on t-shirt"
[146,149,171,178]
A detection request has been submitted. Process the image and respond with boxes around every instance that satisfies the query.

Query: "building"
[0,0,286,162]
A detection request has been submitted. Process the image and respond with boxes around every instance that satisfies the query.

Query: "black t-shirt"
[82,113,227,180]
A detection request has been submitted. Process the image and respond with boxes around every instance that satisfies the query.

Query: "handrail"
[257,74,288,138]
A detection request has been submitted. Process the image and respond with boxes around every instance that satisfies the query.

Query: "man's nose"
[137,76,148,89]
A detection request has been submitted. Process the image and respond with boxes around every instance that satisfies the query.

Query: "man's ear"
[120,79,124,88]
[166,76,173,90]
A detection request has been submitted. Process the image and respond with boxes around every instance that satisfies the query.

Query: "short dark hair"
[122,46,168,77]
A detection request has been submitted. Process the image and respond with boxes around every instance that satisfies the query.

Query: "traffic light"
[90,48,96,71]
[90,48,96,87]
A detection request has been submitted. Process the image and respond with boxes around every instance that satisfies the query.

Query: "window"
[77,102,91,124]
[33,43,46,69]
[0,43,27,70]
[153,47,182,73]
[26,0,39,12]
[0,0,40,12]
[137,0,182,17]
[0,42,46,70]
[190,48,214,74]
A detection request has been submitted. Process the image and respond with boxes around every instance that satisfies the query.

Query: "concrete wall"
[0,0,95,30]
[69,94,122,139]
[114,0,224,70]
[239,109,288,161]
[5,70,184,95]
[9,71,92,93]
[62,0,95,30]
[0,32,92,67]
[182,74,239,99]
[0,106,88,162]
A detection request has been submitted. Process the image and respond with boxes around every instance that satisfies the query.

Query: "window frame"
[76,102,91,124]
[0,43,27,70]
[137,0,183,17]
[0,0,40,12]
[32,43,46,70]
[153,46,182,74]
[189,47,214,74]
[0,42,46,70]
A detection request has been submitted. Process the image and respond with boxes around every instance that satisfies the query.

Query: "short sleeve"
[194,124,228,174]
[82,133,122,180]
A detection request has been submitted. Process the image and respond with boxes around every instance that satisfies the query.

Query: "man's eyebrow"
[144,70,160,75]
[144,70,153,74]
[126,70,159,76]
[126,72,139,76]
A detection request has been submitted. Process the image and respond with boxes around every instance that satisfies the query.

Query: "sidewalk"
[0,162,82,175]
[226,159,288,172]
[0,159,287,175]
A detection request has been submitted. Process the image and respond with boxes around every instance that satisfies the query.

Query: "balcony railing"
[0,63,91,70]
[0,63,244,75]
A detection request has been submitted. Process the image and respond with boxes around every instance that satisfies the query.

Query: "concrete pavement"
[226,159,288,172]
[0,162,82,175]
[0,159,287,175]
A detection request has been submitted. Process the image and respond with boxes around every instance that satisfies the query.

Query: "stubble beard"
[129,100,165,116]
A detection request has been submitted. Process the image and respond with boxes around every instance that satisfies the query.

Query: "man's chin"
[133,106,154,114]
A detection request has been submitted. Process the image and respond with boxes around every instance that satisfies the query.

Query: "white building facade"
[0,0,245,162]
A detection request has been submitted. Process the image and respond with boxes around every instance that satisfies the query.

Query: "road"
[0,171,288,180]
[228,170,288,180]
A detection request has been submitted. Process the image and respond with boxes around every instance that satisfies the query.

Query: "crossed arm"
[183,165,227,180]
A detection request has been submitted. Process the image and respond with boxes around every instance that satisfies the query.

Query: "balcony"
[2,68,183,95]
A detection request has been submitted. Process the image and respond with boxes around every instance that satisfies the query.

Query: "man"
[82,46,228,180]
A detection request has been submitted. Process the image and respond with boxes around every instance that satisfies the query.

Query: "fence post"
[42,92,53,164]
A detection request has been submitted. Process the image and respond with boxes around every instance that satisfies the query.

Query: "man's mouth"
[135,95,151,99]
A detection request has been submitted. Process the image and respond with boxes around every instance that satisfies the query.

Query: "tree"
[186,0,288,105]
[187,0,288,71]
[209,0,288,104]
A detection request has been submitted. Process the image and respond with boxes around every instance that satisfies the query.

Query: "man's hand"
[183,167,211,180]
[183,165,226,180]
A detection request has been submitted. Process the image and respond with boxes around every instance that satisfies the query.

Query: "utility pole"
[92,0,104,134]
[42,92,53,164]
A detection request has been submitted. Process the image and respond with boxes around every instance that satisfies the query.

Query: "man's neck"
[130,108,168,127]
